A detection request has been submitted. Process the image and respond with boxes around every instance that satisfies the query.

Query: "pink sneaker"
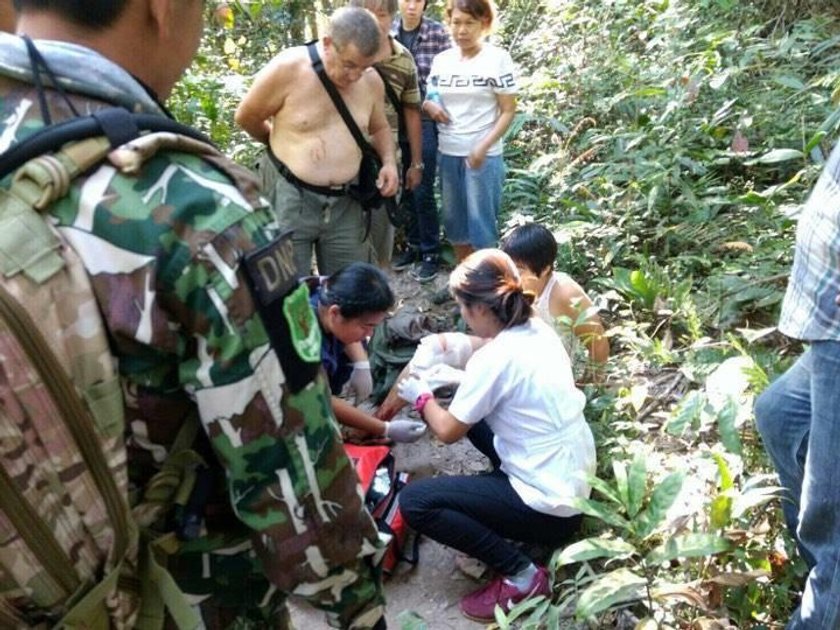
[459,565,551,622]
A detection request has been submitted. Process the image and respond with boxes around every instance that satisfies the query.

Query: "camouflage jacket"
[0,34,380,596]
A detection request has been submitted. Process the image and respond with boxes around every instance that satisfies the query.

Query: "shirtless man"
[236,7,399,276]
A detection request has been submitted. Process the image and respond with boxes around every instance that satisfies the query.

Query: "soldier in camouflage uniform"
[0,1,386,628]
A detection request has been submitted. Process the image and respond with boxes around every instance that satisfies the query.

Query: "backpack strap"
[133,413,203,530]
[132,413,205,630]
[0,108,212,178]
[60,550,135,629]
[306,42,373,157]
[135,531,202,630]
[59,416,205,630]
[0,280,136,627]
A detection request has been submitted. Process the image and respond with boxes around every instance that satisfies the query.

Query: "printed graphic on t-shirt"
[429,44,518,156]
[439,73,515,89]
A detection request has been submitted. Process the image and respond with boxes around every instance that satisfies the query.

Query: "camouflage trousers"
[166,532,385,629]
[162,378,387,630]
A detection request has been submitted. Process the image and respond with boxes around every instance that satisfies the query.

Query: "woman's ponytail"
[449,249,533,330]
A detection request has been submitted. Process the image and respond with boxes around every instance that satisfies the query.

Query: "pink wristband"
[414,392,434,413]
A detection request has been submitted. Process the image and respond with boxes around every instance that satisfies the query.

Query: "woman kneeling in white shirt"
[397,249,596,622]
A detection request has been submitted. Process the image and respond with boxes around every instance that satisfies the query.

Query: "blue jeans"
[754,341,840,629]
[400,421,582,575]
[438,152,504,249]
[402,120,441,256]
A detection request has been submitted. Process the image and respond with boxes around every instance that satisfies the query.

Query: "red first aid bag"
[343,444,419,575]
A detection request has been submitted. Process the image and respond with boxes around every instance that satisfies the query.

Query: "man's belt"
[268,150,351,197]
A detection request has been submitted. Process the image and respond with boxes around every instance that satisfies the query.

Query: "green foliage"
[500,0,839,340]
[716,397,742,455]
[542,458,728,621]
[646,532,731,567]
[575,568,647,620]
[556,538,637,566]
[611,267,664,312]
[635,472,686,539]
[495,0,832,623]
[521,449,787,625]
[663,390,705,435]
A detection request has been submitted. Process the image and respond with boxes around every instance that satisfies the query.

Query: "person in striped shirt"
[754,139,840,630]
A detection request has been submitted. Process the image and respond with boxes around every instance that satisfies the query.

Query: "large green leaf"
[587,474,623,506]
[575,568,647,620]
[567,497,631,530]
[497,595,548,627]
[645,533,731,565]
[711,452,733,492]
[709,494,733,530]
[716,396,742,455]
[634,472,685,538]
[817,105,840,134]
[772,75,807,91]
[664,391,704,436]
[709,451,735,526]
[627,454,648,518]
[556,537,638,566]
[545,602,561,628]
[744,148,804,165]
[630,269,657,309]
[613,459,630,511]
[805,130,827,154]
[732,485,787,519]
[611,267,658,310]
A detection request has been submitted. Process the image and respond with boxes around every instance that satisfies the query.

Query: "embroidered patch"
[242,231,297,306]
[283,283,321,364]
[242,231,318,393]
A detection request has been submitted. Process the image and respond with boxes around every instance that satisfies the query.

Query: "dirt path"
[290,269,494,628]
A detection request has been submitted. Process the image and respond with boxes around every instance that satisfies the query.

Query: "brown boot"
[453,244,475,262]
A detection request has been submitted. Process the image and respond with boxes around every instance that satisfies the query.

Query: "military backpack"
[0,108,221,629]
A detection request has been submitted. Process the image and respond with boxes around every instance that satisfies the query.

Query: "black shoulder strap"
[0,107,214,179]
[373,66,406,142]
[306,42,372,155]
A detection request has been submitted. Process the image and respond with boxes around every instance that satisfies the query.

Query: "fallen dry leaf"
[718,241,754,253]
[731,130,750,154]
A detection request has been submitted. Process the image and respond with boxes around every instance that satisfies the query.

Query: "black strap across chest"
[306,42,373,156]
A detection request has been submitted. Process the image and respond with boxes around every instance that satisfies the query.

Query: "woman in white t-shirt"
[397,249,596,623]
[423,0,517,262]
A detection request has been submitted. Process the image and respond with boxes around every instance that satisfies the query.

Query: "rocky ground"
[289,434,493,629]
